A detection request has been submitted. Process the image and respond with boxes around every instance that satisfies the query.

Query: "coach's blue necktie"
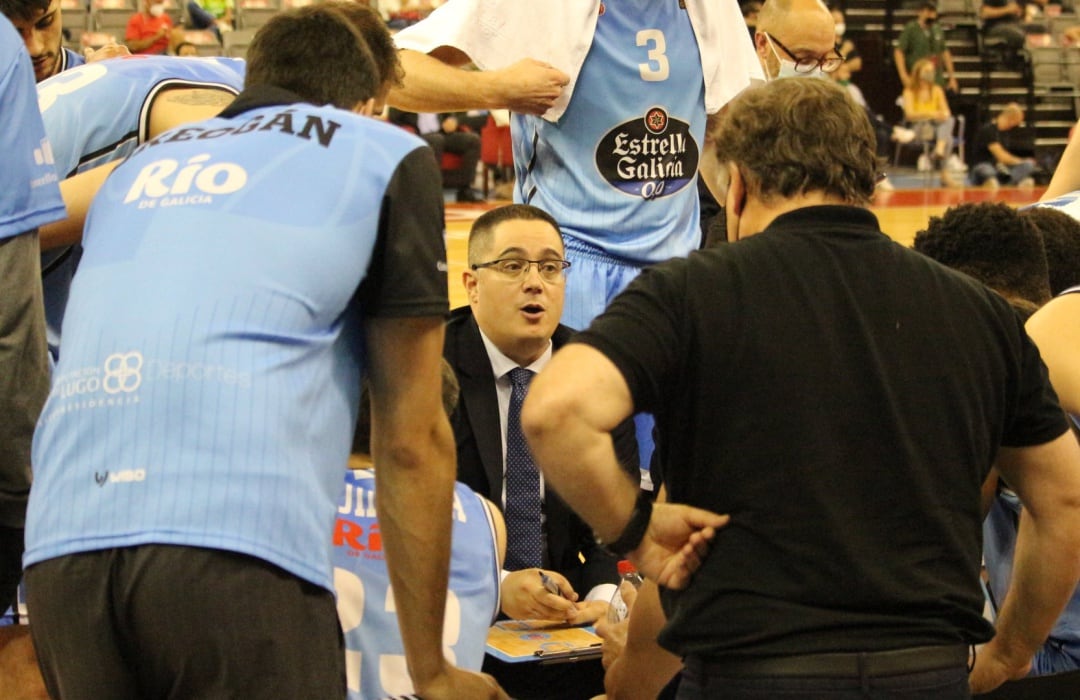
[504,367,543,571]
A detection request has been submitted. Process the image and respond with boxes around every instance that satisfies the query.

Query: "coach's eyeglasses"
[764,32,844,74]
[470,258,571,282]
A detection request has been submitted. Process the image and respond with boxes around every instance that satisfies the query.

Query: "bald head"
[755,0,836,80]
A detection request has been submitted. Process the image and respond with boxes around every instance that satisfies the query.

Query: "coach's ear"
[726,163,747,244]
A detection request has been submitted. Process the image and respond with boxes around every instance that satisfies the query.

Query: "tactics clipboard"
[485,619,603,664]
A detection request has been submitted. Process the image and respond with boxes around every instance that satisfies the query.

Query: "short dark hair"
[467,204,562,266]
[740,0,761,17]
[244,5,378,110]
[713,78,879,207]
[352,359,459,456]
[1022,206,1080,296]
[0,0,50,23]
[913,202,1051,311]
[317,0,403,89]
[919,0,938,11]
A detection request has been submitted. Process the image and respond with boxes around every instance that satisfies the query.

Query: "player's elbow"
[376,417,455,475]
[520,374,579,449]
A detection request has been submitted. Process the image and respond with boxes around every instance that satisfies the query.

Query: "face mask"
[767,35,824,80]
[835,23,846,37]
[149,4,165,17]
[775,57,824,80]
[925,15,937,26]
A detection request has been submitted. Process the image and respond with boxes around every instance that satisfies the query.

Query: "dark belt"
[686,644,969,679]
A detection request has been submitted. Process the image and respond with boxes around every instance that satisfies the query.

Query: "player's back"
[37,55,247,178]
[26,99,433,592]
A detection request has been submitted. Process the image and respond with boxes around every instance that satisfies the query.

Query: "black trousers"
[26,544,345,700]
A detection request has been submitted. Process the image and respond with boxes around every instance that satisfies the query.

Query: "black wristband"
[599,490,653,557]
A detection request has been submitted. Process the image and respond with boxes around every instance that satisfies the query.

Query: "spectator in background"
[830,5,861,73]
[901,57,961,186]
[125,0,174,55]
[387,109,483,202]
[980,0,1027,58]
[174,40,198,55]
[832,62,904,167]
[895,0,958,93]
[970,102,1038,189]
[186,0,232,43]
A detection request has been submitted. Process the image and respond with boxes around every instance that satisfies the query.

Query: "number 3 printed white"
[637,29,669,81]
[37,63,109,112]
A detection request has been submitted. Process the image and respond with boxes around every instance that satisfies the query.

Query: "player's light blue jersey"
[38,55,246,178]
[37,55,245,359]
[0,16,65,240]
[985,487,1080,672]
[1031,190,1080,221]
[514,0,705,265]
[333,469,500,699]
[58,47,85,75]
[25,96,442,592]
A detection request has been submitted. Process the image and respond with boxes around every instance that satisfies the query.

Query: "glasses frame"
[764,32,844,74]
[470,257,572,282]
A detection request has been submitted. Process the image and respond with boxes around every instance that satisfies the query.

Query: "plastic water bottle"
[606,560,644,623]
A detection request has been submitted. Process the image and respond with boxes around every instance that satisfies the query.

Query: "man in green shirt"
[894,0,958,92]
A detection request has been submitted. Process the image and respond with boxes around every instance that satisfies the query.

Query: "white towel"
[393,0,763,121]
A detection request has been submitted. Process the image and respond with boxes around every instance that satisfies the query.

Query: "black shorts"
[25,544,345,700]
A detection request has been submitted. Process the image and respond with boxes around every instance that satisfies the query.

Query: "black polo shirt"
[577,205,1068,658]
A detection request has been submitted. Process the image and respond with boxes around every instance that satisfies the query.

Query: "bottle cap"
[617,559,638,576]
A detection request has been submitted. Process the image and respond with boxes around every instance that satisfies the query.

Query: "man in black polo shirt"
[522,78,1080,699]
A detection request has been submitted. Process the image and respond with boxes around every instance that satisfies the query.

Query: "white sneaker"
[945,154,968,171]
[917,154,932,172]
[892,126,916,144]
[1017,177,1036,188]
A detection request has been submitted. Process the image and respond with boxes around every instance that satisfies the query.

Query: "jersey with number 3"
[513,0,705,264]
[37,55,246,178]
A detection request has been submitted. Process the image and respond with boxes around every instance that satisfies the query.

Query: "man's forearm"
[1041,120,1080,200]
[992,507,1080,666]
[375,420,457,688]
[893,48,909,83]
[523,397,637,543]
[389,49,499,113]
[125,35,159,52]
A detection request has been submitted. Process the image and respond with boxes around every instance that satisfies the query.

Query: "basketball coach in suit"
[444,204,640,626]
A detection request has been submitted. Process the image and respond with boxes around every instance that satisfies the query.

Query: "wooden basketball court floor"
[442,185,1047,310]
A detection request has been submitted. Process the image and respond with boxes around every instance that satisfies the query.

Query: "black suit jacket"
[443,306,640,594]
